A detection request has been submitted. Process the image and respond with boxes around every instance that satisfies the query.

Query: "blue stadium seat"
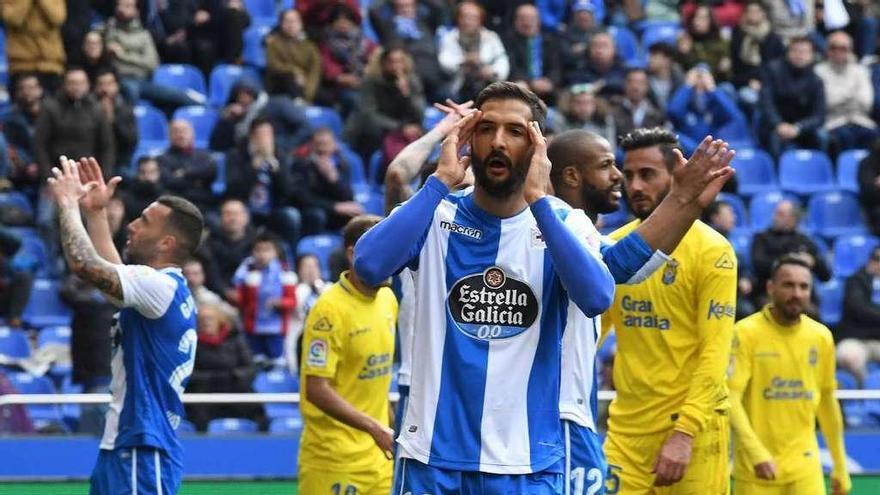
[0,326,30,360]
[728,228,753,272]
[805,191,867,239]
[0,191,33,220]
[608,26,641,66]
[253,370,299,419]
[836,369,870,428]
[304,106,344,137]
[6,227,50,277]
[864,371,880,426]
[297,234,343,281]
[60,377,81,431]
[639,22,681,51]
[7,371,67,431]
[269,416,303,434]
[37,326,71,348]
[731,148,777,196]
[816,278,843,327]
[367,150,384,185]
[717,192,748,229]
[422,106,444,131]
[206,417,259,435]
[748,191,801,231]
[833,235,880,278]
[243,25,272,68]
[778,149,836,196]
[837,149,869,193]
[22,279,72,329]
[133,105,169,149]
[208,64,260,108]
[211,152,227,196]
[338,144,366,185]
[152,64,207,97]
[243,0,277,25]
[172,106,218,150]
[353,183,385,216]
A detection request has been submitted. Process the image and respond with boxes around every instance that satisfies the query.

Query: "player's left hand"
[652,430,693,486]
[669,136,735,209]
[831,471,852,495]
[47,156,99,209]
[524,121,551,204]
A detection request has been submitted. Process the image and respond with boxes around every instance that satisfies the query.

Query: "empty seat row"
[734,148,869,196]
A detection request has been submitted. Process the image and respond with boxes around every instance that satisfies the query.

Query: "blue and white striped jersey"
[385,185,608,474]
[100,265,197,463]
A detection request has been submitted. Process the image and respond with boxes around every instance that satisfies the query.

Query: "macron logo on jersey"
[440,220,483,240]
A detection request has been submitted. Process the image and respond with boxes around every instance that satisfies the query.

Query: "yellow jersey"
[729,306,849,486]
[299,271,398,471]
[603,219,737,436]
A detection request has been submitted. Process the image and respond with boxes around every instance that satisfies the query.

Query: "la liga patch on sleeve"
[307,339,328,368]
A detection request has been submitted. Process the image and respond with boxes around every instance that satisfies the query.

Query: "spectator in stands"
[759,36,827,157]
[729,1,785,107]
[261,72,313,158]
[859,143,880,235]
[62,0,91,67]
[34,67,115,179]
[4,75,44,162]
[676,4,731,81]
[837,246,880,382]
[225,118,302,251]
[0,0,66,96]
[266,9,322,104]
[292,128,362,233]
[121,156,164,223]
[764,0,815,43]
[704,200,756,319]
[609,68,667,143]
[0,230,32,328]
[209,80,265,152]
[559,1,601,85]
[297,0,361,39]
[557,84,616,146]
[751,199,832,304]
[157,120,217,213]
[344,46,426,160]
[646,42,684,113]
[186,302,261,431]
[566,31,627,95]
[104,0,201,110]
[106,194,128,253]
[680,0,744,28]
[283,253,329,371]
[233,231,297,368]
[182,259,238,322]
[369,0,447,101]
[80,31,113,85]
[59,272,113,435]
[317,4,377,117]
[438,1,509,102]
[208,198,257,301]
[184,0,251,75]
[95,69,137,172]
[667,67,750,152]
[503,4,562,104]
[815,31,877,154]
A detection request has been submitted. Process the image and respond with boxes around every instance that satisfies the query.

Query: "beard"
[627,184,670,220]
[582,182,619,215]
[471,149,529,199]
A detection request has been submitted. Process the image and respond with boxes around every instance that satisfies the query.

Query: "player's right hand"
[433,110,480,189]
[652,430,693,486]
[753,460,777,480]
[78,157,122,213]
[370,422,395,460]
[669,136,735,209]
[433,99,475,136]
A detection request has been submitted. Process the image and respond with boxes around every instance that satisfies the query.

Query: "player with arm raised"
[546,130,734,495]
[601,128,738,494]
[355,82,614,492]
[47,156,204,495]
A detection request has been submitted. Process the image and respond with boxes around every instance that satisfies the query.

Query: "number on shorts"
[605,464,622,495]
[331,483,357,495]
[571,467,603,495]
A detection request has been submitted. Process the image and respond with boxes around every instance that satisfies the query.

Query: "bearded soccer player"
[601,128,738,494]
[47,157,203,495]
[546,130,734,495]
[354,82,615,492]
[730,256,851,495]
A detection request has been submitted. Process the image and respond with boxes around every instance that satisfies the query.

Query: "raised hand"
[433,110,480,188]
[524,121,551,204]
[432,99,475,136]
[669,136,736,209]
[47,156,98,209]
[78,157,122,213]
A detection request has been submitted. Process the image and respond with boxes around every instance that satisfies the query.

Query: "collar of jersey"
[339,270,375,301]
[761,304,802,332]
[460,192,533,226]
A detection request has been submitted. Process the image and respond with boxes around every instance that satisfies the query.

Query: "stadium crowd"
[0,0,880,440]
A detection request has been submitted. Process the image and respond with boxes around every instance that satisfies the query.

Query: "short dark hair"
[770,255,812,279]
[619,127,682,171]
[787,35,814,51]
[249,116,273,135]
[253,229,283,256]
[94,67,118,82]
[64,66,88,77]
[547,129,603,189]
[702,200,730,222]
[474,81,548,131]
[137,155,157,168]
[343,214,383,248]
[156,195,204,261]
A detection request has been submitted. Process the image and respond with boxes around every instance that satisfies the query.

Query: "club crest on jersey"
[447,266,539,340]
[809,346,818,366]
[662,259,679,285]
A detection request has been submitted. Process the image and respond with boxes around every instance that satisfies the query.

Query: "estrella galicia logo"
[707,299,736,320]
[447,266,539,340]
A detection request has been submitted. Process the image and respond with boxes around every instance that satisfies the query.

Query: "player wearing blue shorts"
[48,157,204,495]
[546,131,735,495]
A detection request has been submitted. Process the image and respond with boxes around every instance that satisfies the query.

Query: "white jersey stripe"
[132,448,137,495]
[155,449,163,495]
